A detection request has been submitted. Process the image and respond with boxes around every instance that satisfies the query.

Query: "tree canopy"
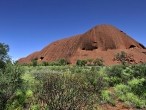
[0,43,9,69]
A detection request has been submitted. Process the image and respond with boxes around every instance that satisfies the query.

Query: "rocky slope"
[18,24,146,65]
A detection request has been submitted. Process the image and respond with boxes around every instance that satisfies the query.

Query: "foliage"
[2,64,146,109]
[130,64,146,78]
[101,90,115,105]
[42,61,49,66]
[0,60,6,70]
[0,43,9,61]
[1,44,146,110]
[42,59,69,66]
[76,58,104,66]
[0,43,10,69]
[86,58,94,66]
[31,59,38,66]
[115,51,127,65]
[128,78,146,96]
[76,59,87,66]
[93,58,104,66]
[33,71,98,109]
[85,67,108,93]
[114,78,146,108]
[58,58,69,65]
[106,65,126,86]
[0,63,23,110]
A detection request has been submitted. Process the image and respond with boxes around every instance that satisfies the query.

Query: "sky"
[0,0,146,60]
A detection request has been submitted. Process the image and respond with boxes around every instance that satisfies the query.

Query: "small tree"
[115,51,127,65]
[0,42,23,109]
[31,58,38,66]
[93,58,104,66]
[0,43,10,69]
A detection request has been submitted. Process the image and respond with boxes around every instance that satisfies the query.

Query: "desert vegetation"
[0,43,146,110]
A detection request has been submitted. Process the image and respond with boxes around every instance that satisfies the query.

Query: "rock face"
[18,24,146,65]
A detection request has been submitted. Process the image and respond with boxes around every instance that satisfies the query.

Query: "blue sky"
[0,0,146,60]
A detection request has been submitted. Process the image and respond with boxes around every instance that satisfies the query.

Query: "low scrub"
[1,63,146,109]
[33,71,99,109]
[0,63,23,110]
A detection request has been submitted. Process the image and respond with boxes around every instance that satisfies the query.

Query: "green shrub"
[0,60,6,70]
[33,71,98,109]
[124,93,145,108]
[0,43,10,70]
[49,59,69,66]
[114,84,130,96]
[85,68,108,93]
[131,64,146,78]
[101,90,111,102]
[106,65,126,86]
[106,65,125,77]
[2,57,146,109]
[115,51,127,65]
[0,63,23,109]
[114,82,146,108]
[31,59,38,66]
[93,58,104,66]
[128,78,146,96]
[76,59,87,66]
[69,66,84,73]
[86,58,94,66]
[58,58,69,65]
[42,61,49,66]
[101,90,115,105]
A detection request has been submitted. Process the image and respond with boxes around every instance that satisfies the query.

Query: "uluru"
[18,24,146,65]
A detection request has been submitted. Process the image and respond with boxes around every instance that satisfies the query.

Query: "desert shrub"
[114,84,130,96]
[69,66,90,74]
[86,59,94,66]
[31,59,38,66]
[128,78,146,96]
[46,61,59,66]
[101,90,115,105]
[85,68,109,93]
[106,64,146,86]
[106,65,126,86]
[42,61,49,66]
[119,92,145,108]
[5,89,34,110]
[90,66,101,72]
[0,63,23,109]
[115,51,127,65]
[130,64,146,78]
[101,90,111,102]
[69,66,83,73]
[76,59,87,66]
[33,72,98,110]
[114,80,146,108]
[58,58,69,65]
[106,65,126,77]
[106,65,135,86]
[45,59,69,66]
[0,43,24,109]
[93,58,104,66]
[2,59,146,109]
[125,93,146,108]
